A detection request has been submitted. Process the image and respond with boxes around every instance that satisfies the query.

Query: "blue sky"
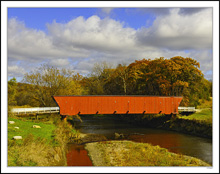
[8,8,101,31]
[8,8,156,31]
[7,7,213,81]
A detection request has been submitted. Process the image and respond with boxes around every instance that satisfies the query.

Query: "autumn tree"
[8,77,17,106]
[88,62,132,95]
[114,64,130,95]
[103,69,123,95]
[85,62,114,95]
[23,64,86,106]
[126,56,211,107]
[15,83,40,107]
[103,64,132,95]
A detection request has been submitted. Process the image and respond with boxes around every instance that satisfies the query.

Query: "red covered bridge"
[52,96,182,116]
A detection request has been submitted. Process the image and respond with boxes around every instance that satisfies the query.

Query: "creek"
[66,115,212,166]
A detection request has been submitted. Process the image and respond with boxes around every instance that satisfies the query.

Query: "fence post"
[36,114,38,120]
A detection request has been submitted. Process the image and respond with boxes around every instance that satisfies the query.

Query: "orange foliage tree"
[126,56,210,106]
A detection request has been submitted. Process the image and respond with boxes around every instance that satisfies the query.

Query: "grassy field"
[178,97,212,124]
[85,140,210,166]
[8,114,77,166]
[8,116,56,144]
[179,109,212,123]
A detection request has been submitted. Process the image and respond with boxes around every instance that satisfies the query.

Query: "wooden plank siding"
[52,96,183,116]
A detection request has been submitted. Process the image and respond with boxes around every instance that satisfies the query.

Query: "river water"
[66,115,212,166]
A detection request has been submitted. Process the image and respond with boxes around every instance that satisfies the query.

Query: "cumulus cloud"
[188,49,213,72]
[7,8,213,80]
[8,18,55,60]
[49,58,70,67]
[8,65,26,77]
[47,16,136,53]
[136,8,212,50]
[8,18,89,61]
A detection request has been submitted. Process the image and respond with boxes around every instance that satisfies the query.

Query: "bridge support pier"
[171,113,177,119]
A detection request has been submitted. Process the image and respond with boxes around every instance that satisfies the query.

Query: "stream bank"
[66,114,212,166]
[66,132,211,167]
[117,114,212,139]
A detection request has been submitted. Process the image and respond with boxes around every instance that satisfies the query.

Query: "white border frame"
[1,1,219,173]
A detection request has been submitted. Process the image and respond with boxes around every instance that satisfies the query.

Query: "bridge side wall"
[53,96,182,116]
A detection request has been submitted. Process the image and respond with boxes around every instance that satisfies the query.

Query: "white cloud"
[8,18,89,61]
[7,9,213,80]
[188,49,213,73]
[49,58,70,67]
[8,65,26,77]
[136,8,212,50]
[47,15,136,53]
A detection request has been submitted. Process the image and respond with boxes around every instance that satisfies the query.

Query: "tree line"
[8,56,212,108]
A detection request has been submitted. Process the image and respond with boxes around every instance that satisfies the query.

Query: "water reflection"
[127,133,212,165]
[71,115,212,165]
[66,144,93,166]
[128,133,182,153]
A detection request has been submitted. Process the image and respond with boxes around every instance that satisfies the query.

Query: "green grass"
[179,98,212,123]
[8,116,56,144]
[179,109,212,123]
[7,114,76,166]
[8,116,57,166]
